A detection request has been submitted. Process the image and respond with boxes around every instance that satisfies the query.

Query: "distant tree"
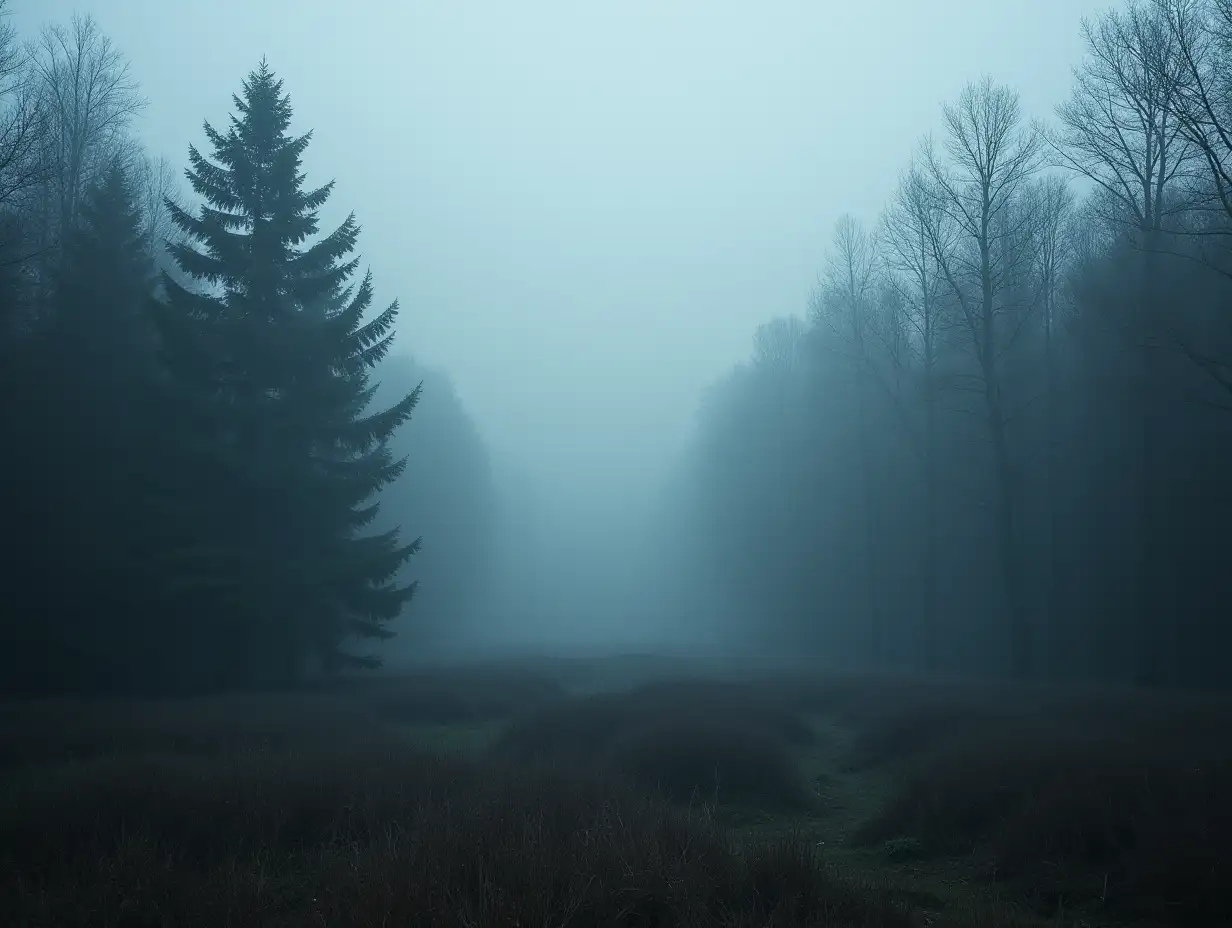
[133,152,183,267]
[154,62,420,685]
[374,354,497,654]
[811,215,884,660]
[879,163,954,670]
[29,14,144,243]
[751,315,807,374]
[50,163,153,364]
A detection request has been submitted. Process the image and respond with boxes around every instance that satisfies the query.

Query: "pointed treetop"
[168,58,338,297]
[229,59,294,156]
[76,158,144,257]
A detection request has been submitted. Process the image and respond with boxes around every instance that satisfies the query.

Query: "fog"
[16,0,1232,690]
[9,8,1232,923]
[12,0,1112,654]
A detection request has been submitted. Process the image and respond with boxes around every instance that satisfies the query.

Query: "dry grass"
[0,665,568,771]
[0,690,390,769]
[329,663,567,725]
[603,716,814,808]
[843,681,1232,925]
[490,678,816,809]
[0,743,908,928]
[2,656,1227,927]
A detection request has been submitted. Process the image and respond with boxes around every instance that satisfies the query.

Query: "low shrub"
[849,690,1232,926]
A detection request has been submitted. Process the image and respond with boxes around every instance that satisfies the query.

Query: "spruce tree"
[5,163,164,692]
[155,62,420,684]
[51,165,157,392]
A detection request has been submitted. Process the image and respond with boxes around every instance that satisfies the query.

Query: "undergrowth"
[1,658,1226,927]
[0,743,907,928]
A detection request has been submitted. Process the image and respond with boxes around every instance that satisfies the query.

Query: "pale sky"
[15,0,1113,643]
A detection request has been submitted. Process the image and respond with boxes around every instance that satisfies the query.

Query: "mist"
[9,3,1232,924]
[11,0,1111,658]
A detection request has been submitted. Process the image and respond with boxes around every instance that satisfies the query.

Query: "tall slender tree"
[881,163,951,671]
[812,215,884,662]
[923,77,1044,678]
[1050,1,1195,684]
[1024,175,1076,678]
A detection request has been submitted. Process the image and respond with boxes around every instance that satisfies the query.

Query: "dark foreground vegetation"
[2,656,1225,927]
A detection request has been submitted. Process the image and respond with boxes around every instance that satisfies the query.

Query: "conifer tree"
[3,163,163,691]
[155,62,419,684]
[51,164,156,389]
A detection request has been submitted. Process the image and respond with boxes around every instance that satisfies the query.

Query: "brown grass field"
[1,655,1227,927]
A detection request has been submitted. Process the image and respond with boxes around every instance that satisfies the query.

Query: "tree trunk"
[988,394,1030,678]
[1136,232,1171,686]
[981,237,1031,679]
[855,376,881,665]
[1044,295,1064,679]
[922,361,939,673]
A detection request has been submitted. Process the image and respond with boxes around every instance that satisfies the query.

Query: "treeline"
[373,356,497,656]
[0,9,493,694]
[672,0,1232,688]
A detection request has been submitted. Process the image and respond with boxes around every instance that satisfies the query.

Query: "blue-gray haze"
[18,0,1109,651]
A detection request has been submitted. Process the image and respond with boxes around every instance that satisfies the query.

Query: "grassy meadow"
[1,654,1226,927]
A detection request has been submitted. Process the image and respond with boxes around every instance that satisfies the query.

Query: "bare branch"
[1049,0,1197,241]
[29,13,147,236]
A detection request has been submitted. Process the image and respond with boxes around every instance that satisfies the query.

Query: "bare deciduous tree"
[880,163,955,670]
[752,315,807,375]
[133,151,184,265]
[1050,1,1198,684]
[1024,175,1076,678]
[1154,0,1232,222]
[1051,1,1195,237]
[815,215,879,354]
[30,14,145,242]
[810,214,884,662]
[923,77,1043,678]
[0,1,42,242]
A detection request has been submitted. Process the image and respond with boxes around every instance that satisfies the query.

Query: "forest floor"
[0,653,1226,927]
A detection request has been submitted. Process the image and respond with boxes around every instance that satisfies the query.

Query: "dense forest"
[5,0,1232,695]
[667,0,1232,688]
[0,9,494,694]
[5,5,1232,926]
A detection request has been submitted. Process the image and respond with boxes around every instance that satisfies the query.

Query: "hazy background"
[13,0,1110,647]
